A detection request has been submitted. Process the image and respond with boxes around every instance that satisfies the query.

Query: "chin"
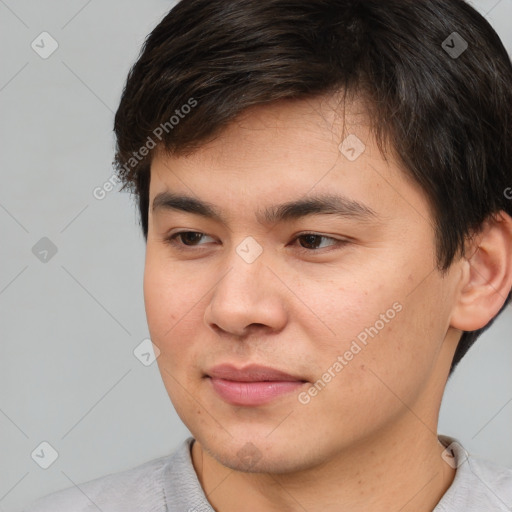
[197,430,323,474]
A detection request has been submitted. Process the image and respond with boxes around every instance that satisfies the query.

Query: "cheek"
[312,277,448,416]
[144,257,204,418]
[143,250,201,337]
[297,272,392,352]
[143,252,216,386]
[300,270,426,385]
[143,262,174,338]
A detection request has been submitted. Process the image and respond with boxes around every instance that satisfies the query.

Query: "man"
[24,0,512,510]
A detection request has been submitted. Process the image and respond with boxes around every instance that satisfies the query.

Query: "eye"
[291,233,348,253]
[164,231,349,253]
[164,231,215,250]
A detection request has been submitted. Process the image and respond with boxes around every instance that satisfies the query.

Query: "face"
[144,95,462,473]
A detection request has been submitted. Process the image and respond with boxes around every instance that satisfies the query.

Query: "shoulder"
[21,438,194,512]
[436,436,512,511]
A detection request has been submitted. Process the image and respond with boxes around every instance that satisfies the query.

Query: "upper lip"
[206,364,307,382]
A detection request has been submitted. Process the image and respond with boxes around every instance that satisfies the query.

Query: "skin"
[143,94,512,512]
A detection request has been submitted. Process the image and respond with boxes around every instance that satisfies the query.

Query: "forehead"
[204,94,373,155]
[150,95,375,182]
[147,94,432,230]
[153,92,374,163]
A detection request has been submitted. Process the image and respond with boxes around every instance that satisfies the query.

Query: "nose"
[204,247,288,338]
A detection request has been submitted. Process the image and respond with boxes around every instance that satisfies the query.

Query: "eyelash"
[163,231,349,254]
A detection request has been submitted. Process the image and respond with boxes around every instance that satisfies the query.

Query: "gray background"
[0,1,511,510]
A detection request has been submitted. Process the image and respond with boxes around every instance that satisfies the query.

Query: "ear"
[450,211,512,332]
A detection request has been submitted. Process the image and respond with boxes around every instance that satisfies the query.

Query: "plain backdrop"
[1,1,511,511]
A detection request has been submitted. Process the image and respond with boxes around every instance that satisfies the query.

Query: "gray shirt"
[22,435,512,511]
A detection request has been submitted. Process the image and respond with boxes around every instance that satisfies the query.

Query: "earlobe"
[450,211,512,332]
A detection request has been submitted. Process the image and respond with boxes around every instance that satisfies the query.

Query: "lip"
[206,363,306,382]
[205,364,308,406]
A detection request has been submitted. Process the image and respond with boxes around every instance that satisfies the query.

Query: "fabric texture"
[21,435,512,511]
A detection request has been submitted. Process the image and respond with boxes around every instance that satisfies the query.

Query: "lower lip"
[208,377,306,406]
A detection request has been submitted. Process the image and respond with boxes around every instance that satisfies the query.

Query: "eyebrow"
[151,191,378,225]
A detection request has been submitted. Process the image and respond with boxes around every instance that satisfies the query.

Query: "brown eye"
[164,231,215,250]
[293,233,344,252]
[177,232,205,246]
[297,234,325,250]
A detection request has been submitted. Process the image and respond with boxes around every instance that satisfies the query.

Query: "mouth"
[204,363,308,406]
